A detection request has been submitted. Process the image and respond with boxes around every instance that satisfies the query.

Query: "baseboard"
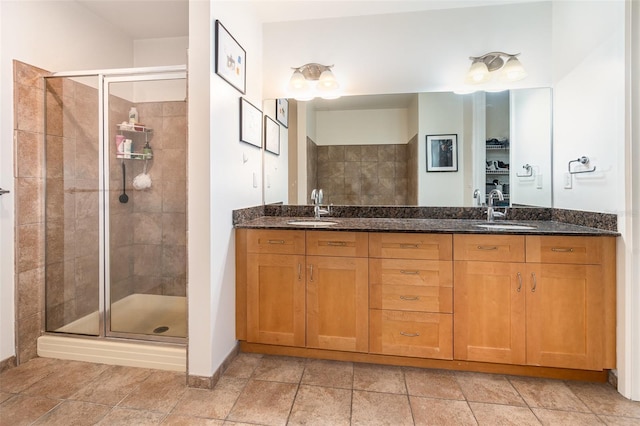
[187,342,240,389]
[37,335,186,372]
[0,355,17,374]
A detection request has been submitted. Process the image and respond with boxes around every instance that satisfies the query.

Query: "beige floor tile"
[353,363,406,394]
[162,414,224,425]
[251,356,305,383]
[226,379,298,426]
[0,394,60,426]
[469,402,541,426]
[222,353,262,379]
[598,415,640,425]
[351,390,413,426]
[0,391,12,404]
[510,376,591,412]
[96,407,165,424]
[288,384,352,426]
[32,400,110,425]
[71,365,153,405]
[531,407,603,425]
[301,359,353,389]
[456,371,526,406]
[405,368,465,400]
[118,370,187,413]
[0,357,59,393]
[21,360,109,399]
[410,396,477,426]
[171,377,246,419]
[567,382,640,418]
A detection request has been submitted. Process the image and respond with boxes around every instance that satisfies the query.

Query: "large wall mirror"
[264,88,552,208]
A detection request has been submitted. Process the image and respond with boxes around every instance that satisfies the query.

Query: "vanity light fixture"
[288,63,340,101]
[465,52,528,85]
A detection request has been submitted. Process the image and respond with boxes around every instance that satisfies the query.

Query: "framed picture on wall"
[239,97,262,148]
[265,115,280,155]
[214,20,246,94]
[426,134,458,172]
[276,98,289,128]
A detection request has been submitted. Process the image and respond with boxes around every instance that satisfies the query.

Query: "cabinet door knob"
[400,270,419,275]
[516,272,522,292]
[531,272,537,292]
[400,331,420,337]
[551,247,574,253]
[477,245,498,251]
[400,295,420,301]
[400,243,420,249]
[298,263,302,281]
[267,239,285,244]
[309,264,314,282]
[327,241,346,246]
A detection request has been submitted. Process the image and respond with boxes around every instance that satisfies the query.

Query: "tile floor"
[1,353,640,425]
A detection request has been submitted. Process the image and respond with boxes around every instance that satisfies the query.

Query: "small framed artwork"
[276,98,289,128]
[215,20,246,94]
[265,115,280,155]
[239,97,262,148]
[426,134,458,172]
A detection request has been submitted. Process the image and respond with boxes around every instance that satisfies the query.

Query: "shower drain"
[153,326,170,334]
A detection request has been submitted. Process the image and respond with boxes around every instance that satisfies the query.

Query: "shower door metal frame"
[44,66,187,344]
[102,70,187,344]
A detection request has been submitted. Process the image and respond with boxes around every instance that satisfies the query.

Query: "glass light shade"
[501,57,528,81]
[465,61,491,84]
[317,70,339,90]
[288,70,312,100]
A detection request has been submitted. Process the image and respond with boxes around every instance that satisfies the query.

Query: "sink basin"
[476,223,536,230]
[287,220,338,227]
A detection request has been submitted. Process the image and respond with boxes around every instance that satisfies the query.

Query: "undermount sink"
[476,223,536,230]
[287,220,338,227]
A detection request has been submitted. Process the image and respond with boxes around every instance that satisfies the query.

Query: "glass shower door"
[44,75,102,336]
[105,74,187,341]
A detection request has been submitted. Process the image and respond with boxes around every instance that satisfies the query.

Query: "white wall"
[263,2,552,99]
[315,109,410,146]
[418,92,466,206]
[0,0,134,363]
[551,0,635,401]
[186,0,264,378]
[133,37,188,102]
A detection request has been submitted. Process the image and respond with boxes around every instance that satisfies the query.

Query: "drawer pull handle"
[310,264,314,282]
[477,245,498,250]
[516,272,522,292]
[531,272,537,292]
[400,270,419,275]
[551,247,574,253]
[327,241,347,246]
[400,295,420,301]
[298,263,302,281]
[400,243,420,249]
[400,331,420,337]
[268,239,285,244]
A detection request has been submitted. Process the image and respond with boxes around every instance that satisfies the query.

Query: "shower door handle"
[0,188,10,196]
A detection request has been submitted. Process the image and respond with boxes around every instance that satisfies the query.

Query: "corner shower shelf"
[116,152,153,160]
[116,123,154,160]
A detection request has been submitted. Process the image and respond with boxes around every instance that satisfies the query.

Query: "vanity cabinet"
[454,234,616,371]
[244,230,306,346]
[369,233,453,359]
[305,231,369,352]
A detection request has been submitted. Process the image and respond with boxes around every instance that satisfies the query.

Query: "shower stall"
[39,66,187,364]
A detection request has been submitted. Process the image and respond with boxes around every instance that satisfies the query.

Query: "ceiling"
[75,0,533,40]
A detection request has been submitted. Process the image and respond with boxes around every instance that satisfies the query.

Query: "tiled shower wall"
[313,143,409,205]
[13,60,187,363]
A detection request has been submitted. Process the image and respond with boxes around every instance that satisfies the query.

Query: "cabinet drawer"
[247,229,305,255]
[369,233,452,260]
[526,236,610,265]
[306,231,368,257]
[369,259,452,313]
[370,310,452,359]
[453,234,525,262]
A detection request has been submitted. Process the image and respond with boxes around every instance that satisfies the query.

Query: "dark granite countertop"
[234,216,619,236]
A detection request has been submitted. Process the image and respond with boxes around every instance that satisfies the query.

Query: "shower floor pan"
[38,294,186,372]
[56,293,187,338]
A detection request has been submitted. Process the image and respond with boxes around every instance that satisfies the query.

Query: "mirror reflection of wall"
[264,88,552,208]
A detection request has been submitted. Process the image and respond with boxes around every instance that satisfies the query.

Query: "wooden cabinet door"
[525,263,604,370]
[246,253,306,347]
[306,255,369,352]
[454,260,526,365]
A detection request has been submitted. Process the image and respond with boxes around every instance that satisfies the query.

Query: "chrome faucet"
[486,189,508,222]
[311,188,331,219]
